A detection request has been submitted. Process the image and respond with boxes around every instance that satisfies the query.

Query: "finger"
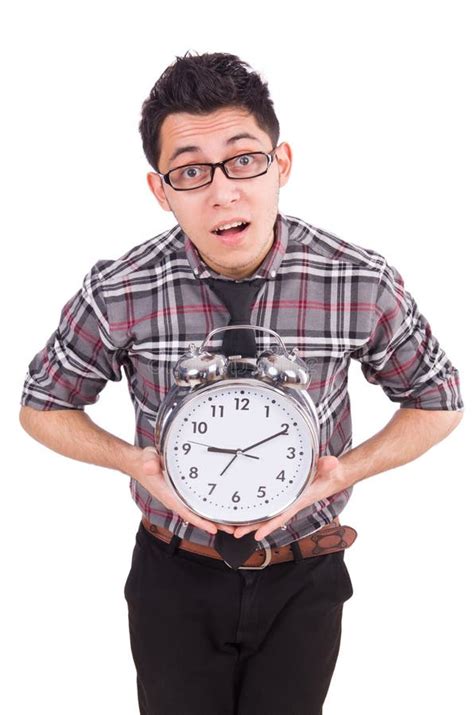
[179,507,219,535]
[217,524,235,534]
[174,503,234,536]
[139,454,220,536]
[254,503,302,540]
[255,520,281,541]
[234,523,263,539]
[148,477,216,535]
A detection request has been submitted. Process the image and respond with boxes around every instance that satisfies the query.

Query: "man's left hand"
[232,455,349,542]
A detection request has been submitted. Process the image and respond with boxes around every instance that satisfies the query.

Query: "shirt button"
[270,270,276,278]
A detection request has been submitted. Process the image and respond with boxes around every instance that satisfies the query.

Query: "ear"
[146,172,173,212]
[275,142,292,188]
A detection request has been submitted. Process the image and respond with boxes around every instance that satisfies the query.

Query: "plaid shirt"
[21,212,463,549]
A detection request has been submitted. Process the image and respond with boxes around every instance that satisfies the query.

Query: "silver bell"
[173,344,228,387]
[256,347,311,389]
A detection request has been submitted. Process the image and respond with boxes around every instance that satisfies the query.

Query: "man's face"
[147,107,292,279]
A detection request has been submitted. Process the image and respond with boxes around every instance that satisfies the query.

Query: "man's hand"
[131,446,235,536]
[232,456,347,541]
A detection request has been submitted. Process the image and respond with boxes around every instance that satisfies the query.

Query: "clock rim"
[157,377,320,526]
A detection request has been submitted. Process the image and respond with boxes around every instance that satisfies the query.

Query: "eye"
[236,154,253,166]
[182,166,202,179]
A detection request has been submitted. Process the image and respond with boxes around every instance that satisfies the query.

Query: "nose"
[207,164,241,207]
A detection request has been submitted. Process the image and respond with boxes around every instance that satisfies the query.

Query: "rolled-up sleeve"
[21,261,123,411]
[354,260,463,410]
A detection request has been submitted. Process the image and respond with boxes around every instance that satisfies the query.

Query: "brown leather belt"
[141,517,357,570]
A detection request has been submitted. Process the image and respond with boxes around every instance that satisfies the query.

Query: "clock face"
[161,380,318,525]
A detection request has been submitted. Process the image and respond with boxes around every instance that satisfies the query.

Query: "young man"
[19,52,463,714]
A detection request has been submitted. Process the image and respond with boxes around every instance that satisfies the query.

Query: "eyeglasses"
[157,149,277,191]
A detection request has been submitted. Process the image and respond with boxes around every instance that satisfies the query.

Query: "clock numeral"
[257,486,266,498]
[231,491,241,503]
[281,423,289,435]
[191,421,208,434]
[182,443,191,455]
[276,470,285,482]
[234,397,250,411]
[189,466,199,479]
[211,404,224,418]
[264,405,270,418]
[286,447,296,459]
[207,483,217,495]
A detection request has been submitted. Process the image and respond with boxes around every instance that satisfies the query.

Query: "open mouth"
[211,221,250,238]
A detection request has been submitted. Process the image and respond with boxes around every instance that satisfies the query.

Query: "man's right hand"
[130,446,235,536]
[18,407,234,536]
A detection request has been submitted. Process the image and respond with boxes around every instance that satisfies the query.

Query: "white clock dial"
[162,380,318,525]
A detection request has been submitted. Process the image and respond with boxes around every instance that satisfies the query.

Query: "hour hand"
[208,446,260,461]
[207,446,238,454]
[188,442,240,456]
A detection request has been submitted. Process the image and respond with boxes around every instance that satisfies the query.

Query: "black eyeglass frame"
[156,149,278,191]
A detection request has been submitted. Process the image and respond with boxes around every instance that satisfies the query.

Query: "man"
[19,51,463,714]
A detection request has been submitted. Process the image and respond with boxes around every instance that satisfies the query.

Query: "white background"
[2,1,473,713]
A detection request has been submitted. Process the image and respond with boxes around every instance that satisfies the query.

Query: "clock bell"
[173,325,311,390]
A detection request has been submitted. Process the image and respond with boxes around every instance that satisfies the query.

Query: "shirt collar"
[183,212,289,282]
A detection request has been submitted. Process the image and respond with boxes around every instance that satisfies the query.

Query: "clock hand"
[188,442,260,461]
[207,446,259,460]
[189,441,256,458]
[241,428,288,454]
[188,440,226,449]
[220,453,238,476]
[207,446,238,454]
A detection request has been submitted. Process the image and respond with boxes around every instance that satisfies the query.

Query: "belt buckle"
[228,544,272,570]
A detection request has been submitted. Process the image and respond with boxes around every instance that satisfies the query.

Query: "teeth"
[213,221,246,233]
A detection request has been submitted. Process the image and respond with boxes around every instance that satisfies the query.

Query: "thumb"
[142,446,161,474]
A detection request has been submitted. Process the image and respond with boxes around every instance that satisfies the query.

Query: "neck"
[202,229,276,280]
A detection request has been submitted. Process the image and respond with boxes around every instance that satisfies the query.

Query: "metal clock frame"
[156,377,320,526]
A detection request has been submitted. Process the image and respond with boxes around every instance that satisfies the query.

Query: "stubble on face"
[197,223,275,278]
[181,190,280,280]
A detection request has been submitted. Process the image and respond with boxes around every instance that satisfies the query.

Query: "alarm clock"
[154,326,319,526]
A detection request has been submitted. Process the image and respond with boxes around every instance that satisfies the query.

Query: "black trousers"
[124,522,354,715]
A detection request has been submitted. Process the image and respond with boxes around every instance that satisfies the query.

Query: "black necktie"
[206,278,264,358]
[205,277,264,569]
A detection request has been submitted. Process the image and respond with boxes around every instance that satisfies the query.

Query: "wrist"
[118,443,144,478]
[337,451,364,489]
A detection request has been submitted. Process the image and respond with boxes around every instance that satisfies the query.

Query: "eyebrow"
[168,133,261,163]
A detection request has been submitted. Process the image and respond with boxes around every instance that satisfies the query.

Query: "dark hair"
[139,51,280,172]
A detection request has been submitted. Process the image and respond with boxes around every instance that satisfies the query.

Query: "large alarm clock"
[155,326,319,526]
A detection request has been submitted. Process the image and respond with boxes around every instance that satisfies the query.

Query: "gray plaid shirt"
[21,212,463,549]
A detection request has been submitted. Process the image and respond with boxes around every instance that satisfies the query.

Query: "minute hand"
[241,428,288,454]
